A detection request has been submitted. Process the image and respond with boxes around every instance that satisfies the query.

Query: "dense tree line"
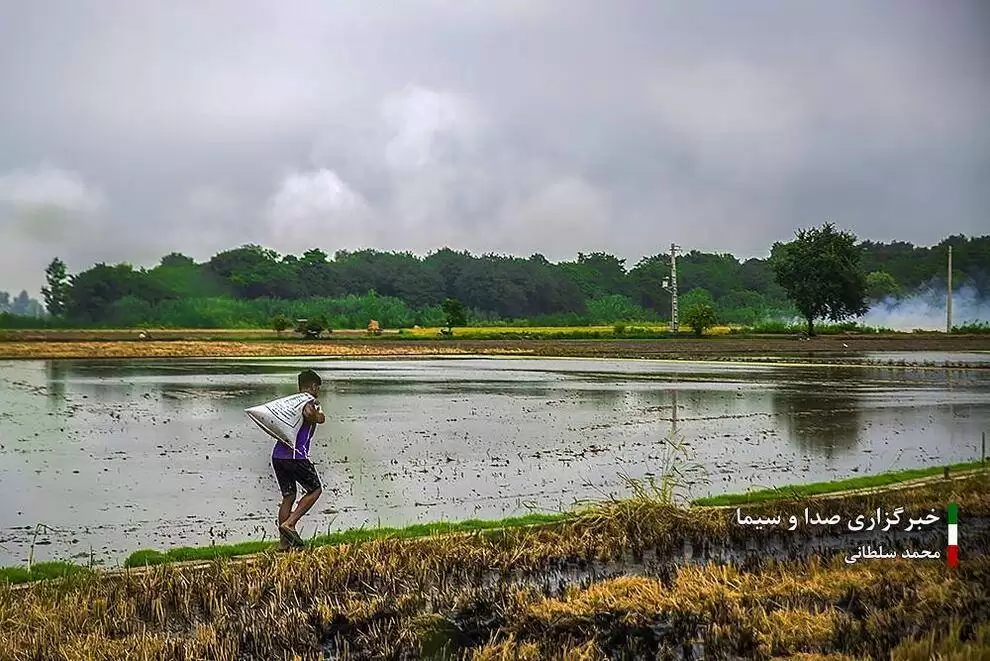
[11,234,989,329]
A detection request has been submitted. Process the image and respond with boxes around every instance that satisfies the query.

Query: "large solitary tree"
[770,223,867,336]
[41,257,69,317]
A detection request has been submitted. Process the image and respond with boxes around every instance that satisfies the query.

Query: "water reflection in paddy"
[0,356,986,565]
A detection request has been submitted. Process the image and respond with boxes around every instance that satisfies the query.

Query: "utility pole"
[661,243,680,333]
[947,245,953,334]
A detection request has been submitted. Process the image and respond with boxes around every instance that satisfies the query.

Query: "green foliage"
[683,302,718,337]
[41,257,68,317]
[36,235,988,329]
[952,321,990,334]
[159,252,196,268]
[0,312,77,328]
[0,561,89,585]
[679,287,715,314]
[627,253,669,311]
[770,222,868,336]
[558,252,628,299]
[414,304,447,327]
[442,297,467,328]
[66,263,172,322]
[860,235,990,295]
[585,294,652,324]
[716,290,776,325]
[692,460,986,506]
[271,314,292,335]
[108,295,154,327]
[865,270,900,302]
[122,512,569,569]
[149,258,227,300]
[296,315,330,339]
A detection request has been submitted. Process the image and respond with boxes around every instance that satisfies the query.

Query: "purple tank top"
[272,417,316,460]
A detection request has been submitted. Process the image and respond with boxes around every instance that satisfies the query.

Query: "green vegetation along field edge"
[4,321,989,347]
[691,460,988,506]
[6,234,989,334]
[4,460,986,586]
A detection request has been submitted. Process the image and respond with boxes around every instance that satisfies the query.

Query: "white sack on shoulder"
[245,392,315,449]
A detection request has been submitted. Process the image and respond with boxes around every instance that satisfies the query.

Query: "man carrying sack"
[261,369,326,549]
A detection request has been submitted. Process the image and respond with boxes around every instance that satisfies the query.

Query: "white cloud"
[491,176,613,259]
[0,166,107,246]
[382,85,486,171]
[265,168,376,252]
[0,166,105,214]
[0,166,109,294]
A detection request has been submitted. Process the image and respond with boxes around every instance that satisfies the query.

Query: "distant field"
[0,331,988,360]
[0,327,392,342]
[404,324,734,336]
[0,324,738,341]
[0,325,736,345]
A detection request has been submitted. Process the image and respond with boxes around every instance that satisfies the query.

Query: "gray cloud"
[1,0,987,295]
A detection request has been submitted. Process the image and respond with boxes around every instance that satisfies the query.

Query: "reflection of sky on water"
[0,356,987,566]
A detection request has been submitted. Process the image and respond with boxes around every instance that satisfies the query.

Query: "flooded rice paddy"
[1,355,988,566]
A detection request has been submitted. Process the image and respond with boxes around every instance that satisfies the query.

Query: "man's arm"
[302,401,326,425]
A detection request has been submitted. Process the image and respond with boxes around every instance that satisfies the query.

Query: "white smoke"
[858,281,989,331]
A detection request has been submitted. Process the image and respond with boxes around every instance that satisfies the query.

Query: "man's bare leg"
[278,495,294,526]
[283,488,322,531]
[277,494,295,550]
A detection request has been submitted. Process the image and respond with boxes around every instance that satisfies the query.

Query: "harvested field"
[1,473,987,660]
[1,332,989,362]
[0,339,477,360]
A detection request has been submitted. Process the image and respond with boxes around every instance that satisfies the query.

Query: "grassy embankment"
[692,459,988,506]
[3,460,983,586]
[1,471,988,659]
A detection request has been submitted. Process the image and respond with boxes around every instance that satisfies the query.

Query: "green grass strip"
[691,460,987,507]
[0,514,569,584]
[6,462,985,584]
[0,561,90,585]
[0,513,571,584]
[122,512,569,569]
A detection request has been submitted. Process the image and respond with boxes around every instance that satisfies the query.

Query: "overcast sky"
[1,1,987,296]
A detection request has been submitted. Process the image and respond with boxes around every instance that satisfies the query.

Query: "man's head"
[298,369,322,396]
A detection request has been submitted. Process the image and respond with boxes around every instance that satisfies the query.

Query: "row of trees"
[24,232,988,334]
[0,290,44,317]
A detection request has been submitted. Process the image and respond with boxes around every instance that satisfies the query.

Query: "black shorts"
[272,458,322,498]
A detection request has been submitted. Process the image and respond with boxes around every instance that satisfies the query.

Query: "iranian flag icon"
[947,503,958,568]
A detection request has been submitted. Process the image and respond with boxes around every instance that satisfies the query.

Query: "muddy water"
[1,356,988,566]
